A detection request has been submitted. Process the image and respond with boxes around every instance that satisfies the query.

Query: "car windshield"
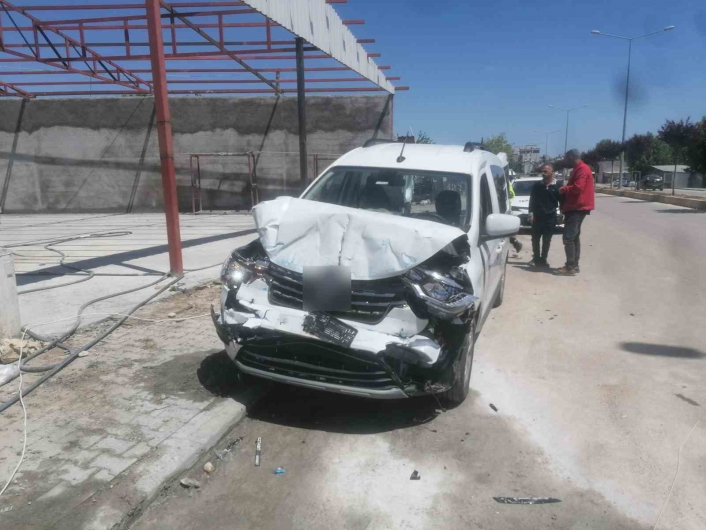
[302,166,471,228]
[512,180,536,196]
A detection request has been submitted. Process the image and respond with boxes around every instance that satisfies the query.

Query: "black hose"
[20,274,170,372]
[0,275,181,414]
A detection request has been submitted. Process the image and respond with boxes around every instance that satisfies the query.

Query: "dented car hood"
[253,197,466,280]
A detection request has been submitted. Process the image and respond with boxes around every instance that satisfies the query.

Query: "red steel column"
[145,0,183,275]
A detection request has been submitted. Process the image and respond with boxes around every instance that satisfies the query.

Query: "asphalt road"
[131,196,705,530]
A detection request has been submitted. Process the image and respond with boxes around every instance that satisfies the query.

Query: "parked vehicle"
[212,141,520,405]
[510,176,565,227]
[639,174,664,191]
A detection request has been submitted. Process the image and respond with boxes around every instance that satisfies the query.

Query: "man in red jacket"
[557,149,595,275]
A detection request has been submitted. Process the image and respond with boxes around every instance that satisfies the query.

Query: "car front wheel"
[441,319,477,406]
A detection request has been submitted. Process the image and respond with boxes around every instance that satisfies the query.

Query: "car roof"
[331,143,502,175]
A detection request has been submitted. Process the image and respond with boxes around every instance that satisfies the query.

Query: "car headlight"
[220,251,269,291]
[220,256,252,290]
[403,268,478,319]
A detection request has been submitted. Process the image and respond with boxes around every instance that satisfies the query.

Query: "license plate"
[303,312,358,348]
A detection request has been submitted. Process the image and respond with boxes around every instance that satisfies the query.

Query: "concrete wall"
[0,95,393,213]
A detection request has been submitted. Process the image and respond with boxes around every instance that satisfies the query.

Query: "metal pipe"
[296,37,308,186]
[618,39,632,190]
[146,0,183,275]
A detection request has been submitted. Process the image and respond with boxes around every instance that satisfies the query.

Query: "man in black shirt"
[529,164,560,267]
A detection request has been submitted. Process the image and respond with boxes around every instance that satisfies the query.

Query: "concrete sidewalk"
[0,284,262,530]
[0,212,257,335]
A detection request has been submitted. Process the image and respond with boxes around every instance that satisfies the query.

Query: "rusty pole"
[145,0,183,275]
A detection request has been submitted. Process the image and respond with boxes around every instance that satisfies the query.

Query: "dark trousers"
[531,215,555,262]
[563,211,588,268]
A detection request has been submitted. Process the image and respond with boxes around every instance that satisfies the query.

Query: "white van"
[212,141,520,405]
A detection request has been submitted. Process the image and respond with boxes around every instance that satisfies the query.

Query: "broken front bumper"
[212,280,465,399]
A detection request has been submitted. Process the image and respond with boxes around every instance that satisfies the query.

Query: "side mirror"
[481,213,520,241]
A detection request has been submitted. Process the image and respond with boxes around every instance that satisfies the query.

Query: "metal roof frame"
[0,0,408,98]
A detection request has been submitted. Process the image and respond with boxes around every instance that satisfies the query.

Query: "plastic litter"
[273,467,286,475]
[493,497,561,505]
[179,478,201,489]
[410,470,421,480]
[203,462,215,474]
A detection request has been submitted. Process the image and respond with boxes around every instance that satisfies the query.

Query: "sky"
[338,0,706,157]
[0,0,704,158]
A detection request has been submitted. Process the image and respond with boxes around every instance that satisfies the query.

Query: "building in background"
[596,160,630,184]
[649,165,704,189]
[513,145,541,174]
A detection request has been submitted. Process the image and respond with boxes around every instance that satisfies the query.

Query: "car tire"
[493,258,507,308]
[441,319,477,407]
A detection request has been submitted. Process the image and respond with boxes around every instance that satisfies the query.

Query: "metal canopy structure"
[0,0,407,97]
[0,0,407,276]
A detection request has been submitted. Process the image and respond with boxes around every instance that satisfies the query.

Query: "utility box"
[0,249,21,339]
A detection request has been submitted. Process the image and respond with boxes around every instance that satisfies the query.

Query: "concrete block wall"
[0,95,392,213]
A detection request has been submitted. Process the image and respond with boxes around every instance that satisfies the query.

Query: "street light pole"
[548,104,588,156]
[534,129,563,159]
[591,26,674,189]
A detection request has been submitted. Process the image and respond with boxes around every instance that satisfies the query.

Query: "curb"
[56,398,251,530]
[598,187,706,211]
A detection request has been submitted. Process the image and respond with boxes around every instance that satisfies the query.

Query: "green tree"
[593,139,624,182]
[416,131,435,144]
[624,132,672,179]
[582,149,601,173]
[684,117,706,181]
[659,118,698,193]
[484,133,516,167]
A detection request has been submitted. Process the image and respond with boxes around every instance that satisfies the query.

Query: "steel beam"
[0,79,34,98]
[0,38,375,49]
[146,0,183,276]
[0,66,393,75]
[18,1,347,9]
[1,20,364,32]
[158,0,281,94]
[0,86,409,97]
[296,37,308,185]
[0,0,151,92]
[11,77,401,86]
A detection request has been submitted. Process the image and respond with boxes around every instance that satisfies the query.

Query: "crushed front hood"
[253,197,466,280]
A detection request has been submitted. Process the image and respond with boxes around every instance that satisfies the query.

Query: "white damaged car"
[212,141,520,405]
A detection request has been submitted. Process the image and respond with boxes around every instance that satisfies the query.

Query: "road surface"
[131,195,706,530]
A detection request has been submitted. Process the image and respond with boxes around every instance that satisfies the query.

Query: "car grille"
[267,263,406,324]
[238,337,398,390]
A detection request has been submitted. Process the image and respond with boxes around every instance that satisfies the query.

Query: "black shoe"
[556,266,577,275]
[537,260,550,268]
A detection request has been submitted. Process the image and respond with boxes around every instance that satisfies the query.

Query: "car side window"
[479,172,494,232]
[491,165,508,213]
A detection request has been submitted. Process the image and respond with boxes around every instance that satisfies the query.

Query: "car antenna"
[397,127,413,163]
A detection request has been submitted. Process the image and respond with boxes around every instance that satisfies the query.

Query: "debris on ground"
[493,497,561,505]
[203,462,215,474]
[167,312,177,319]
[255,437,262,466]
[489,404,498,412]
[0,364,20,387]
[216,437,244,461]
[273,467,286,475]
[410,470,421,480]
[1,338,46,364]
[179,478,201,489]
[0,506,13,514]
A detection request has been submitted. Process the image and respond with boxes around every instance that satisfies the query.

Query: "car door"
[478,169,503,322]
